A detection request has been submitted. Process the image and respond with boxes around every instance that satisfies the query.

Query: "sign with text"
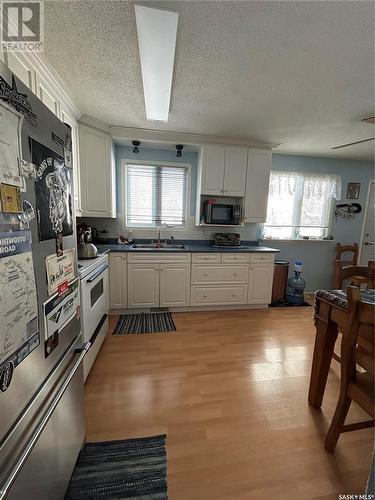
[45,248,75,295]
[2,1,44,52]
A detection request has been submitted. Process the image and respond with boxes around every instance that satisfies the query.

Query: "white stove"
[78,253,109,380]
[78,252,109,279]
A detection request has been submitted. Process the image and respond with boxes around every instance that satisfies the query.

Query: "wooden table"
[308,288,375,408]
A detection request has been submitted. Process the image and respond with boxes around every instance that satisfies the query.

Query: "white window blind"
[263,170,341,239]
[125,163,187,227]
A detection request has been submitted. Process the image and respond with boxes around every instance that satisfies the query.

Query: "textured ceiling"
[44,0,375,161]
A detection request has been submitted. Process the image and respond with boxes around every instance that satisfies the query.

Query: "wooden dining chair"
[334,243,359,288]
[325,286,375,452]
[338,261,375,290]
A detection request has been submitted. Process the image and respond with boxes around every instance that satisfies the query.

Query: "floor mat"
[65,434,167,499]
[113,312,176,334]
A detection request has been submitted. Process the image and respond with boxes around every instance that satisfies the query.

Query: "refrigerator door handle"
[0,342,90,500]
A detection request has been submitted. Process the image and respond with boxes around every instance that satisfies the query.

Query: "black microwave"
[204,203,241,225]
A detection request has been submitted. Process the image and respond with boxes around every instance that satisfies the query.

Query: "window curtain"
[269,171,342,200]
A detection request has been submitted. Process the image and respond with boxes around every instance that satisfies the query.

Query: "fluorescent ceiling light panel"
[135,5,178,122]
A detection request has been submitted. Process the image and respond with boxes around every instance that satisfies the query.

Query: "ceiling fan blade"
[332,137,375,149]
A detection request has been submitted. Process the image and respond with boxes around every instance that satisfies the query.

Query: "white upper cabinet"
[61,106,81,214]
[223,146,248,196]
[6,52,35,91]
[200,144,248,197]
[244,148,272,223]
[200,144,225,195]
[35,73,60,117]
[78,123,116,218]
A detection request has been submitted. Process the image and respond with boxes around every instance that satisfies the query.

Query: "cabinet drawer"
[249,253,275,263]
[192,253,221,263]
[222,253,250,263]
[191,264,248,284]
[191,285,248,306]
[127,252,191,264]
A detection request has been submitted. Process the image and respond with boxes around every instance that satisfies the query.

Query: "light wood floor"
[84,307,374,500]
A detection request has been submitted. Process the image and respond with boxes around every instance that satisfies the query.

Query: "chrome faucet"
[157,227,161,247]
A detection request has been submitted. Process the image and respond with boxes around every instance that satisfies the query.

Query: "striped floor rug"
[65,435,167,499]
[113,312,176,334]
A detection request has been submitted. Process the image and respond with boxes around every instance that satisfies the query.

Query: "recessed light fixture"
[134,5,179,122]
[176,144,183,157]
[132,140,140,153]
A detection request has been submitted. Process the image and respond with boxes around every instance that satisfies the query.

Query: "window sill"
[260,238,336,243]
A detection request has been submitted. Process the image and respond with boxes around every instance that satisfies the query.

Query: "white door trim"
[359,179,375,263]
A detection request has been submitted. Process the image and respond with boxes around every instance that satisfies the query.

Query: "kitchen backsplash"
[76,216,259,241]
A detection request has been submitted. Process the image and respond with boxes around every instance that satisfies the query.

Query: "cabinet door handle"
[203,295,207,298]
[203,273,208,277]
[232,294,237,297]
[233,273,237,276]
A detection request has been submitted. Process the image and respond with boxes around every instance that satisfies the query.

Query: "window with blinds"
[125,163,188,227]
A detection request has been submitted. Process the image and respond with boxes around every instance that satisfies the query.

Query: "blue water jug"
[286,260,306,304]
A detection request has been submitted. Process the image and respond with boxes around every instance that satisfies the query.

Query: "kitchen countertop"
[94,240,280,254]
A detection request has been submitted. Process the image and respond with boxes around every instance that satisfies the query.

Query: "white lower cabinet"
[192,264,248,284]
[191,285,248,306]
[109,251,275,310]
[127,253,191,309]
[160,264,191,307]
[109,253,127,309]
[248,263,274,304]
[128,264,160,308]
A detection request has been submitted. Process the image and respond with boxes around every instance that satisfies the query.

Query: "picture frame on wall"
[347,182,361,199]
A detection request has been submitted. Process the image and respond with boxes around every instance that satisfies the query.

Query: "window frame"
[263,170,339,241]
[121,159,191,231]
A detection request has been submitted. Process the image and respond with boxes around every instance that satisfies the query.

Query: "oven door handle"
[86,264,108,283]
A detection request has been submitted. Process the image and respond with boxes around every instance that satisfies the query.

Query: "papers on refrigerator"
[45,248,75,295]
[43,278,79,340]
[0,101,23,187]
[0,231,39,386]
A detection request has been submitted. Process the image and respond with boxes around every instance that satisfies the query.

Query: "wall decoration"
[347,182,361,200]
[31,138,73,241]
[43,278,79,341]
[45,248,75,295]
[0,184,22,213]
[0,101,23,187]
[334,202,362,220]
[0,230,39,392]
[0,75,37,126]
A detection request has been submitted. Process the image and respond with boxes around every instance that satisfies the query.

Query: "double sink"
[130,243,188,251]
